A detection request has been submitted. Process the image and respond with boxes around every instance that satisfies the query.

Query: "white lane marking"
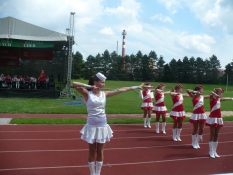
[0,154,233,171]
[0,125,232,132]
[0,132,232,141]
[0,140,232,153]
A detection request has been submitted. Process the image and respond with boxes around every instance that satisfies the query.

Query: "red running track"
[0,123,233,175]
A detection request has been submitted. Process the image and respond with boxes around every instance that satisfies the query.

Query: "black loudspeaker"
[49,82,55,90]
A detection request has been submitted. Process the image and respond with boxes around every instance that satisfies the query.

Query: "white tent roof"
[0,17,67,41]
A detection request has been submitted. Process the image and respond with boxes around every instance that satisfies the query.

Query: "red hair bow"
[197,84,204,89]
[178,84,183,88]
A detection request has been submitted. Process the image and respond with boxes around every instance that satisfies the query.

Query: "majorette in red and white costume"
[190,95,207,124]
[141,83,154,128]
[206,96,223,128]
[153,89,167,114]
[189,84,207,149]
[141,90,153,110]
[205,88,226,159]
[153,84,167,134]
[170,84,186,141]
[190,84,207,124]
[170,95,186,121]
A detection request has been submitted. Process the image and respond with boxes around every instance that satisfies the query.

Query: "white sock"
[147,118,151,125]
[143,118,147,125]
[96,161,103,175]
[88,162,95,175]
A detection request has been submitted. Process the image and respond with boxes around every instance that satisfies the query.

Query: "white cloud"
[151,14,173,23]
[99,27,115,35]
[157,0,181,14]
[0,0,104,33]
[188,0,233,34]
[174,32,216,53]
[158,0,233,34]
[105,0,143,33]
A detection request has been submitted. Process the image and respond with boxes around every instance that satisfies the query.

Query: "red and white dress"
[141,90,153,110]
[170,94,186,120]
[153,92,167,114]
[206,98,223,127]
[190,96,207,123]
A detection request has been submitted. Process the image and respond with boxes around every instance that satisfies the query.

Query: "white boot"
[172,128,177,141]
[196,135,202,149]
[162,122,166,134]
[96,161,103,175]
[88,162,95,175]
[147,118,151,128]
[213,141,220,158]
[209,142,215,158]
[191,135,198,149]
[176,128,182,141]
[143,118,147,128]
[155,122,159,133]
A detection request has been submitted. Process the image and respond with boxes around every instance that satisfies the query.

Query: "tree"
[141,54,151,81]
[189,57,196,83]
[100,50,111,75]
[209,54,221,84]
[169,58,178,82]
[195,57,204,84]
[223,61,233,85]
[155,55,165,81]
[162,64,172,82]
[84,55,96,79]
[177,59,183,82]
[132,51,143,81]
[181,56,191,83]
[72,51,85,79]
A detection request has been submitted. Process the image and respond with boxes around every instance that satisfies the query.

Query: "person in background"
[186,84,209,149]
[141,82,155,128]
[206,88,233,158]
[5,75,12,88]
[15,75,20,89]
[170,84,189,141]
[153,84,170,134]
[38,70,47,89]
[0,74,5,85]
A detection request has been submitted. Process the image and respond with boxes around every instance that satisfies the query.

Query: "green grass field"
[1,80,233,114]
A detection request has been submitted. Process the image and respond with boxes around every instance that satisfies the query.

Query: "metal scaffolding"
[58,12,75,99]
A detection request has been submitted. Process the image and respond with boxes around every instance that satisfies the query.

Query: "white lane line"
[0,126,232,133]
[0,132,232,141]
[0,154,233,172]
[0,140,232,153]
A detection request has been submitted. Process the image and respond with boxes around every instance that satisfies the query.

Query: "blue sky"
[0,0,233,68]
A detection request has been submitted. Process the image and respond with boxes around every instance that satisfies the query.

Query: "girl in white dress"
[73,72,143,175]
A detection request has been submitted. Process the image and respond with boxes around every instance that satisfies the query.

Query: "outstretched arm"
[105,83,144,97]
[182,93,191,97]
[220,97,233,101]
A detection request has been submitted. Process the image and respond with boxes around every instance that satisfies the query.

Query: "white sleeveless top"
[86,91,107,127]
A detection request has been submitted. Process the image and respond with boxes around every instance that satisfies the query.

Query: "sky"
[0,0,233,68]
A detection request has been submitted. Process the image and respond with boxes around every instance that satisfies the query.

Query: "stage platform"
[0,88,60,98]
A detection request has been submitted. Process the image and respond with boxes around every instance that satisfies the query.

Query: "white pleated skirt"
[80,124,113,144]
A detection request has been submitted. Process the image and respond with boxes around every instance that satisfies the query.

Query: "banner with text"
[0,39,54,48]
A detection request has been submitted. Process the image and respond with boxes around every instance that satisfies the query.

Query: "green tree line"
[72,50,232,85]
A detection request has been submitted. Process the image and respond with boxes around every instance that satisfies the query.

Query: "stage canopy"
[0,16,69,90]
[0,16,67,41]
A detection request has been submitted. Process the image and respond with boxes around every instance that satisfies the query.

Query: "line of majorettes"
[140,82,232,158]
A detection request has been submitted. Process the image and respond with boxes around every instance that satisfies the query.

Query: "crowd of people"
[0,70,49,89]
[73,72,232,175]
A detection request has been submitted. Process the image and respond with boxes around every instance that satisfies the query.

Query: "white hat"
[96,72,107,81]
